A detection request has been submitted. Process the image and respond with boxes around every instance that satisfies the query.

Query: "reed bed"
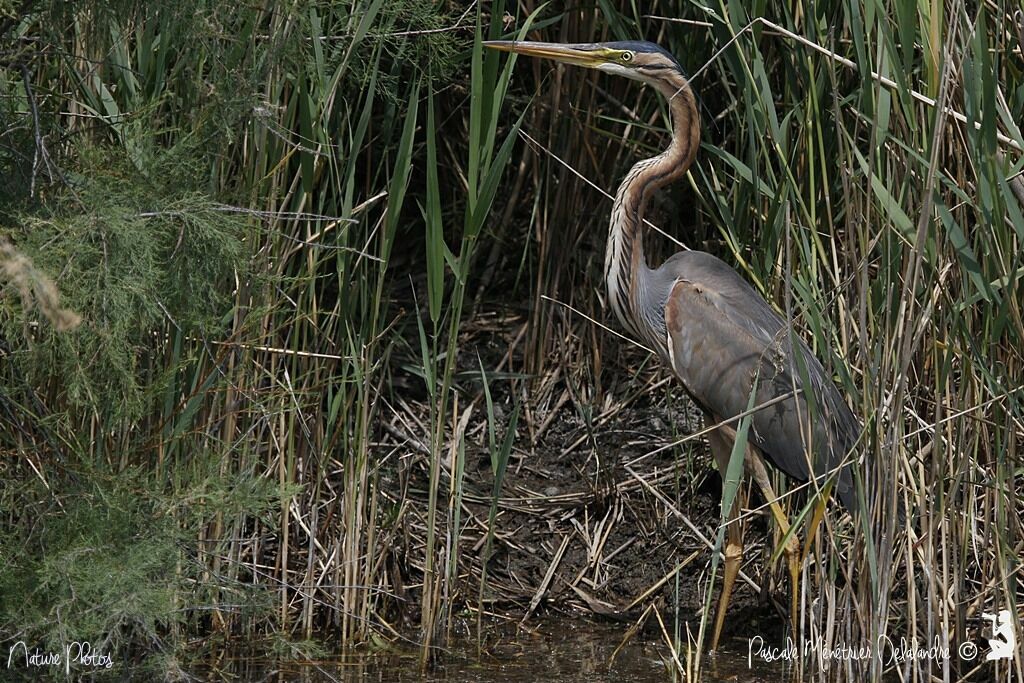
[0,1,1021,681]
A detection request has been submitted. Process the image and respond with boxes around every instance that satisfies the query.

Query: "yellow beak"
[482,41,608,69]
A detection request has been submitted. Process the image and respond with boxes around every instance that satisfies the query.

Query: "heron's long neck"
[605,76,699,346]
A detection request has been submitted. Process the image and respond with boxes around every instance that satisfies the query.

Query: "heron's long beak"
[482,41,609,69]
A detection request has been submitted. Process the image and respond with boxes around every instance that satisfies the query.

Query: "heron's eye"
[620,51,634,62]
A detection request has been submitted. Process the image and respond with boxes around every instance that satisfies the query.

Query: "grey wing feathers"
[661,251,860,512]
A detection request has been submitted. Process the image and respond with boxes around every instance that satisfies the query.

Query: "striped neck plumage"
[604,74,700,350]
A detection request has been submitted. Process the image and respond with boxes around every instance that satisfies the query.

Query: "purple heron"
[484,39,861,650]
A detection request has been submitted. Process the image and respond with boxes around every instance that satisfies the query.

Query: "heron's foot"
[710,540,743,651]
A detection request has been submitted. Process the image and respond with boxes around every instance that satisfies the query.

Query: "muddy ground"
[386,311,793,649]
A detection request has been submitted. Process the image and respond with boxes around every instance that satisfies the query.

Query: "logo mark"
[982,610,1016,661]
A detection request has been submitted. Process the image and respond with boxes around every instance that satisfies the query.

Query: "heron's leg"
[747,450,801,638]
[707,427,746,651]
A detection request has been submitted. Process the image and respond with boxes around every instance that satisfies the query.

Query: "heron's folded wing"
[664,276,858,510]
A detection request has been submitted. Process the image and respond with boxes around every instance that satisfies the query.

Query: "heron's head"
[483,40,687,94]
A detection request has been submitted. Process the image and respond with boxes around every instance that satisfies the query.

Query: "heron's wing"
[661,254,859,510]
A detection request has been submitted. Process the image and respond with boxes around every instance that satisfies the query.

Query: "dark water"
[195,617,787,682]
